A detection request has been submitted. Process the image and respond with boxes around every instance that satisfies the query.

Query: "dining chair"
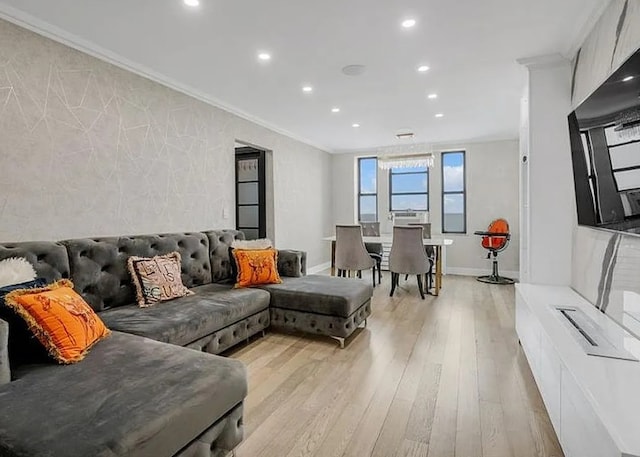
[359,221,383,285]
[335,225,377,287]
[388,226,431,299]
[407,222,435,290]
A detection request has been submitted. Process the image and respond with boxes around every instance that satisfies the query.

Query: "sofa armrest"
[0,319,9,385]
[277,250,307,277]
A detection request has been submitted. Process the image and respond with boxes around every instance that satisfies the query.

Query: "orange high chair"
[474,218,515,285]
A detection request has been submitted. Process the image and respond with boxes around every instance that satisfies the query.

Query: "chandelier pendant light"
[378,153,435,170]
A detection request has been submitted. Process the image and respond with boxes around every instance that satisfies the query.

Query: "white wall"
[0,18,333,268]
[519,58,575,286]
[331,139,520,275]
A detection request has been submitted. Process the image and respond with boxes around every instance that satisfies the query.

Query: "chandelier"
[378,153,435,170]
[614,107,640,141]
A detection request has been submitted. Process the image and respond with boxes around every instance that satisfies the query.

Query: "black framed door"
[235,147,266,240]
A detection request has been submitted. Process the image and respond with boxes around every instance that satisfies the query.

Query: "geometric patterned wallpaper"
[0,18,333,267]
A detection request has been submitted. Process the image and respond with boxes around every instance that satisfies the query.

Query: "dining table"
[322,235,454,296]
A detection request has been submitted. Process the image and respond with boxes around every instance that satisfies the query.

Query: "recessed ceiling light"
[402,18,416,28]
[302,86,313,93]
[258,52,271,61]
[417,65,430,72]
[331,107,341,113]
[427,93,438,99]
[623,75,635,82]
[352,123,361,128]
[435,113,444,118]
[183,0,199,6]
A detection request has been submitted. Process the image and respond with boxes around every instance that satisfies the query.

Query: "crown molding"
[516,53,570,69]
[0,5,332,153]
[332,135,519,155]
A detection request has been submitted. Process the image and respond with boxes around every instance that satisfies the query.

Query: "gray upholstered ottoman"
[260,275,373,347]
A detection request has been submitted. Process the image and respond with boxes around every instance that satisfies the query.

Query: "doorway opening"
[235,145,272,240]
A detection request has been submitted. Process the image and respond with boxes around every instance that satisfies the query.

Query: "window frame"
[357,157,378,222]
[388,166,429,212]
[441,150,467,234]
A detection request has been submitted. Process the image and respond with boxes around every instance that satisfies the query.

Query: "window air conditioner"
[393,211,429,225]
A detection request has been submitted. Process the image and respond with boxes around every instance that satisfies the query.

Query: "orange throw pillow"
[232,248,282,288]
[4,279,111,364]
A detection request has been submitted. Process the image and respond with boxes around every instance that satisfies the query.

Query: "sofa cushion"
[204,230,246,283]
[0,241,70,284]
[99,284,270,346]
[232,248,282,288]
[63,232,212,312]
[4,279,111,364]
[127,252,194,307]
[0,331,247,457]
[260,275,373,318]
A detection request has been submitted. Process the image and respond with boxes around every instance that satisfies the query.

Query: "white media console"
[516,284,640,457]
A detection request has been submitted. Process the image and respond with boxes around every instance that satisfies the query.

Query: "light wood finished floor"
[229,274,563,457]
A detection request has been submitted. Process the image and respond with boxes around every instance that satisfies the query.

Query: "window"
[358,157,377,222]
[389,166,429,211]
[442,151,466,233]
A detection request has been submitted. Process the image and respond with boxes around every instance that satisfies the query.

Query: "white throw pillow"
[0,257,37,288]
[231,238,273,250]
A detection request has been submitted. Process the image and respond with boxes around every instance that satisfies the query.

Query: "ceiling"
[0,0,608,152]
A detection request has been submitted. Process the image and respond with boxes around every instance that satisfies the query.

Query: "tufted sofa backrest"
[63,232,212,312]
[0,241,70,284]
[203,230,246,283]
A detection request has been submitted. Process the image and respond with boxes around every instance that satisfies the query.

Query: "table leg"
[435,245,442,296]
[330,240,336,276]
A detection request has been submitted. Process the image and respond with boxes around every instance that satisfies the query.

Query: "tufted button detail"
[80,251,88,257]
[36,254,46,261]
[101,265,111,273]
[150,244,158,249]
[178,241,185,248]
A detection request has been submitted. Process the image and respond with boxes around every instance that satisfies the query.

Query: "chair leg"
[405,274,409,281]
[390,273,397,297]
[377,260,382,284]
[372,267,376,288]
[357,270,362,279]
[417,274,425,300]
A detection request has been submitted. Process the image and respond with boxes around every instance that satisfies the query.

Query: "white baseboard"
[447,267,519,280]
[307,262,331,275]
[306,263,519,279]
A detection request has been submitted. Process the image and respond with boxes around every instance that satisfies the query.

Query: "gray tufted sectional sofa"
[0,229,373,457]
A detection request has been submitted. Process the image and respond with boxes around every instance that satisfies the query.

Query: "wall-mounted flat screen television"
[569,49,640,234]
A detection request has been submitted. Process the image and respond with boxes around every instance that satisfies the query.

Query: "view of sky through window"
[442,151,466,233]
[359,158,378,221]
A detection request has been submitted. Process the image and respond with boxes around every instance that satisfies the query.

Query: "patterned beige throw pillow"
[127,252,193,307]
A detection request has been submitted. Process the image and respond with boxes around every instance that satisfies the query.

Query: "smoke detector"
[342,64,366,76]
